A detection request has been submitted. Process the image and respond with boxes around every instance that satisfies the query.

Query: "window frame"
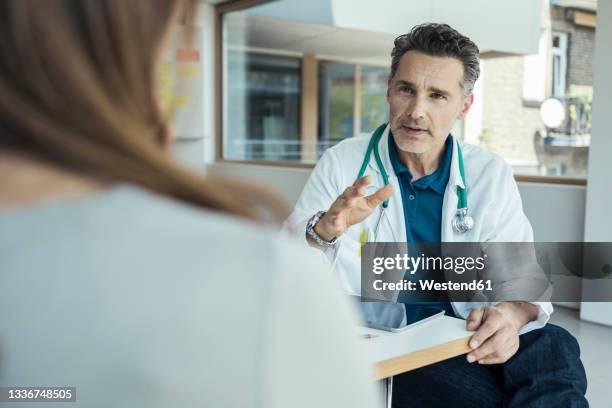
[216,0,313,168]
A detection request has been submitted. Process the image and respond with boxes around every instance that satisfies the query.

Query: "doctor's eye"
[398,86,414,95]
[431,92,447,100]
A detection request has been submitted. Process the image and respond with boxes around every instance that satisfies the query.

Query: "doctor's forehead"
[392,50,464,94]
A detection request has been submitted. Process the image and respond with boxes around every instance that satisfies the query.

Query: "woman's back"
[0,186,378,407]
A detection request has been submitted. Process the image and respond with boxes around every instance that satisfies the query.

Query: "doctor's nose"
[407,98,426,121]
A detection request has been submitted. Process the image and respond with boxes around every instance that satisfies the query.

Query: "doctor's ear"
[458,93,474,120]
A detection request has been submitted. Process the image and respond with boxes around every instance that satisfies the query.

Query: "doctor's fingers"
[467,329,513,363]
[468,311,501,349]
[353,175,373,190]
[333,190,358,209]
[340,186,363,202]
[336,187,368,208]
[477,341,519,365]
[472,333,518,365]
[342,177,373,199]
[329,195,361,217]
[364,184,393,208]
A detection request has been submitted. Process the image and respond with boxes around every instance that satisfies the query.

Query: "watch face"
[308,216,317,229]
[309,212,322,228]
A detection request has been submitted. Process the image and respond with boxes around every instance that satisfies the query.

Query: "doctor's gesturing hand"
[311,175,394,245]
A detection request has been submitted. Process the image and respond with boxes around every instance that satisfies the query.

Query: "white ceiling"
[225,13,395,65]
[553,0,597,12]
[224,0,545,62]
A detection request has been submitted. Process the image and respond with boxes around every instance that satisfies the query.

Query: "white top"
[0,186,378,408]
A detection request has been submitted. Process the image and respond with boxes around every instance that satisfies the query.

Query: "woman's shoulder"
[0,184,296,275]
[98,184,295,263]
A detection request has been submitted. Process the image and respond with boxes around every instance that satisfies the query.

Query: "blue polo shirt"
[388,131,455,317]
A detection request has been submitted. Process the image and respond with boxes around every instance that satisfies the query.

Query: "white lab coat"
[286,125,552,335]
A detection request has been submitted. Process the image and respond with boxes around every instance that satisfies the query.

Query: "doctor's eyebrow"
[428,86,451,98]
[393,80,452,98]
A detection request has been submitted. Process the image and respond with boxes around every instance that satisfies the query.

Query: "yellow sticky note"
[359,228,367,257]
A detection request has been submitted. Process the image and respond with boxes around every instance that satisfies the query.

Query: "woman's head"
[0,0,287,220]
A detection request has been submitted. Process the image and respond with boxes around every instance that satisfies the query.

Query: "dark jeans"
[393,324,588,407]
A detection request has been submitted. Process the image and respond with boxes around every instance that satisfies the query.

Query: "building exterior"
[475,0,596,177]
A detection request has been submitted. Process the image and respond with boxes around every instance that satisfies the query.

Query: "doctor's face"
[387,50,473,155]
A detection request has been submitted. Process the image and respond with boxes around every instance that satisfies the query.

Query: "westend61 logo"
[372,253,487,275]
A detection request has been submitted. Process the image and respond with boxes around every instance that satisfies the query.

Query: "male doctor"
[286,23,587,406]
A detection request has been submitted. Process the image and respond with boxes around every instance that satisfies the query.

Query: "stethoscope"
[357,123,474,240]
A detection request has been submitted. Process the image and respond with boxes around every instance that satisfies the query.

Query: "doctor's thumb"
[380,183,394,197]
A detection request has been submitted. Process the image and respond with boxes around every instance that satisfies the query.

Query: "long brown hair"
[0,0,288,221]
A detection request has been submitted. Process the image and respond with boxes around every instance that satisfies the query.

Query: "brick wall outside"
[480,55,542,165]
[551,5,596,90]
[477,6,595,176]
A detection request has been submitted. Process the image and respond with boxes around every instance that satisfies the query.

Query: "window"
[552,32,568,98]
[360,65,390,136]
[465,6,594,180]
[220,2,394,164]
[318,62,355,157]
[219,0,596,181]
[224,51,301,161]
[317,62,389,158]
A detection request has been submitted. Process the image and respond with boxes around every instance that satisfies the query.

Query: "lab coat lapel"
[366,125,406,243]
[441,135,465,243]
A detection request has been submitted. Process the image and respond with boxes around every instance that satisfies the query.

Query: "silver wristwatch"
[306,211,338,247]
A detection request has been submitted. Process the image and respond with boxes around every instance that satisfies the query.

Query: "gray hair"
[390,23,480,96]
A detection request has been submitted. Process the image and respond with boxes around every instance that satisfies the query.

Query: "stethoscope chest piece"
[452,207,474,233]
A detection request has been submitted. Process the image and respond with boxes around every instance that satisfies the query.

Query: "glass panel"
[221,2,395,164]
[552,35,560,48]
[224,51,301,161]
[360,65,389,136]
[318,62,355,158]
[552,55,562,97]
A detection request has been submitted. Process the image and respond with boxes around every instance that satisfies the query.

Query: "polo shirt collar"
[387,131,453,195]
[365,124,465,190]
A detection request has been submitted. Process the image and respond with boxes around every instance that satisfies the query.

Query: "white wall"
[583,1,612,243]
[519,183,586,242]
[173,139,207,170]
[172,1,216,168]
[581,0,612,326]
[507,183,586,309]
[207,162,311,204]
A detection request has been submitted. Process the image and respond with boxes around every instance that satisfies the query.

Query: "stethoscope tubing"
[357,123,473,236]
